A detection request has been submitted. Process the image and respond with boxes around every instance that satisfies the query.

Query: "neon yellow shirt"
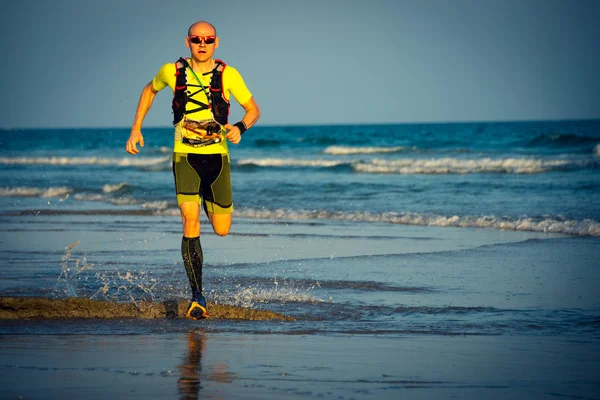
[152,59,252,154]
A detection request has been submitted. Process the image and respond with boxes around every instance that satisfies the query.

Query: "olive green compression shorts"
[172,152,233,214]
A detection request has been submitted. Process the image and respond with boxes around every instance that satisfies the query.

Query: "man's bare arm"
[126,82,159,154]
[224,97,261,145]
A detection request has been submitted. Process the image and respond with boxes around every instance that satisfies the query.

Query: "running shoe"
[186,294,209,320]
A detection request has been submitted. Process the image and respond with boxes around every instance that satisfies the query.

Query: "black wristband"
[234,121,247,135]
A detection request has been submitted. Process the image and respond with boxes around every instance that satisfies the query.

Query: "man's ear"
[185,36,191,49]
[215,37,220,50]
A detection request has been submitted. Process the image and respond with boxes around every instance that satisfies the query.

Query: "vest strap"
[172,57,230,126]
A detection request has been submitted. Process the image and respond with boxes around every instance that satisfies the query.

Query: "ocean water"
[0,120,599,338]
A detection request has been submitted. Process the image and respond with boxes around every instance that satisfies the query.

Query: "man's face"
[186,23,219,62]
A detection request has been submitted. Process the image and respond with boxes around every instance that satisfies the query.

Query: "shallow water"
[1,124,599,335]
[1,212,598,339]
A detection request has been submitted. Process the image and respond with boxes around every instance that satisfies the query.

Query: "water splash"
[210,275,325,308]
[92,270,160,304]
[56,240,94,297]
[55,240,162,305]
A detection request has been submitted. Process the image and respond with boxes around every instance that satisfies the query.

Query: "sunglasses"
[188,35,216,45]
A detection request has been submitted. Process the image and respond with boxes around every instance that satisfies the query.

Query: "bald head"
[188,21,217,37]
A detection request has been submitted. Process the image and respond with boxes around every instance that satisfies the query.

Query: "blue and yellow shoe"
[186,294,208,320]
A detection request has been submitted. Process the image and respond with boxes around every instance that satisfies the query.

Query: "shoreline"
[0,296,292,321]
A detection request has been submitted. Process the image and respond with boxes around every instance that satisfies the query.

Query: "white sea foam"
[353,157,587,174]
[73,193,104,202]
[0,182,140,204]
[0,186,71,197]
[73,193,138,205]
[102,183,130,193]
[109,197,138,206]
[237,158,347,168]
[236,156,596,174]
[594,143,600,156]
[141,201,169,210]
[156,208,181,217]
[0,156,170,167]
[324,145,408,155]
[226,208,600,236]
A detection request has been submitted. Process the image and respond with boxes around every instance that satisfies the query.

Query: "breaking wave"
[73,193,138,206]
[0,186,71,197]
[0,156,170,168]
[225,209,600,236]
[324,145,410,155]
[0,185,145,207]
[236,156,598,174]
[102,182,130,193]
[237,158,347,168]
[154,206,600,236]
[141,201,169,211]
[351,157,593,174]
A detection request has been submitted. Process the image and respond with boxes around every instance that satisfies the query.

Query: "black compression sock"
[181,236,203,298]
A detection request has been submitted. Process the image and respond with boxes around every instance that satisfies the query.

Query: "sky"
[0,0,599,128]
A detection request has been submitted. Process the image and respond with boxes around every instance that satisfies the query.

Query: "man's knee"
[181,209,197,220]
[183,218,200,231]
[209,213,231,237]
[213,224,230,237]
[180,202,200,233]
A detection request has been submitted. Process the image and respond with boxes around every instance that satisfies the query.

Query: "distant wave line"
[238,158,347,168]
[352,157,593,174]
[0,186,71,198]
[0,185,169,210]
[323,145,410,155]
[5,203,598,236]
[102,182,131,193]
[0,156,170,167]
[224,208,600,236]
[237,157,599,174]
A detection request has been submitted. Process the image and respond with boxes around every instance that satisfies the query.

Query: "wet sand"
[1,332,598,399]
[0,296,292,321]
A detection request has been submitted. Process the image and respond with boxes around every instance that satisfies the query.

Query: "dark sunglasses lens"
[190,36,215,44]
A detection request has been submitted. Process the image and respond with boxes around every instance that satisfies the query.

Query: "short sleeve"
[224,66,253,105]
[151,63,174,92]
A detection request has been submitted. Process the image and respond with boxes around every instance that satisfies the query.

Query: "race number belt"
[181,118,223,147]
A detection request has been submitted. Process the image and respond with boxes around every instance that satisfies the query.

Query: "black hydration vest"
[172,57,230,126]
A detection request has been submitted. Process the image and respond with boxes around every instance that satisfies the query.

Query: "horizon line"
[1,117,599,130]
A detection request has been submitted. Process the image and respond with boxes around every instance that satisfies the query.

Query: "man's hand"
[224,124,241,144]
[126,130,145,154]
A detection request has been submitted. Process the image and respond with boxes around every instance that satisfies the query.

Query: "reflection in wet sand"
[177,331,237,399]
[177,332,205,400]
[178,332,205,399]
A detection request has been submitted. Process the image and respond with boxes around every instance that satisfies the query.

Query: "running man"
[125,21,261,319]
